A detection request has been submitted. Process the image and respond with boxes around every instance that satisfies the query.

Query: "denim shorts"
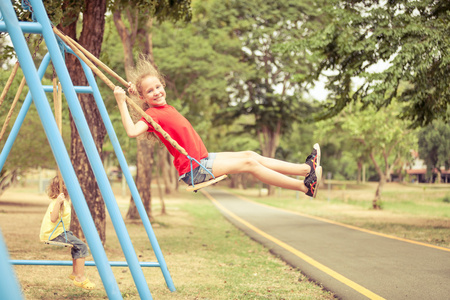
[51,231,90,260]
[179,153,217,185]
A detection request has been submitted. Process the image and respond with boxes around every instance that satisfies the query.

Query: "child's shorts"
[179,153,217,185]
[51,231,89,260]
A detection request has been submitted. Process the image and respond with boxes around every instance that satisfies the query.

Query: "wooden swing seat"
[186,174,228,192]
[43,240,73,248]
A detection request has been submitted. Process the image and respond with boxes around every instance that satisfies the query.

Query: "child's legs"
[62,231,89,280]
[213,151,308,192]
[73,257,86,281]
[214,151,309,176]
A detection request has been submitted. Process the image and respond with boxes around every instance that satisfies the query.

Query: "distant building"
[406,150,449,183]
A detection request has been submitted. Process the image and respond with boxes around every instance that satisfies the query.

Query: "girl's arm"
[114,86,148,138]
[50,193,65,223]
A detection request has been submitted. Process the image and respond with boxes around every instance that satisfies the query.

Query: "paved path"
[202,189,450,300]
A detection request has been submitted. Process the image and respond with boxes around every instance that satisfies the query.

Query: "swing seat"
[43,240,73,248]
[186,174,228,192]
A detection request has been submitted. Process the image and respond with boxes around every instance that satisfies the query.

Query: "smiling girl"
[114,57,322,197]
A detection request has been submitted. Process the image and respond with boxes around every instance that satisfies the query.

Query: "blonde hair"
[46,176,68,200]
[129,55,166,143]
[129,55,166,109]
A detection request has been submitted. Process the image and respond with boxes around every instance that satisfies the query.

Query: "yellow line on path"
[202,190,386,300]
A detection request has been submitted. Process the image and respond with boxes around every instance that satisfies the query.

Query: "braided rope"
[0,77,27,143]
[0,34,32,107]
[52,26,189,156]
[0,35,42,142]
[0,62,20,107]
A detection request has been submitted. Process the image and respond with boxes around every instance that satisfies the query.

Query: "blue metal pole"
[42,85,93,93]
[74,49,176,292]
[28,1,152,298]
[10,260,160,267]
[0,21,43,33]
[0,229,24,300]
[0,3,122,300]
[0,53,51,172]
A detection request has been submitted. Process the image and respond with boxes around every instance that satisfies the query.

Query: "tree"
[324,101,417,209]
[290,0,450,128]
[111,0,192,219]
[55,0,109,243]
[204,0,318,195]
[418,120,450,183]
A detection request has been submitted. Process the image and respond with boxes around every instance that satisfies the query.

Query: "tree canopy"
[286,0,450,128]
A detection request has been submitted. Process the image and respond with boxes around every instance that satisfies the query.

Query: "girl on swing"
[114,57,322,197]
[39,176,95,290]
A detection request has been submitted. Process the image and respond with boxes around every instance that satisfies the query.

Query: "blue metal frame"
[0,0,175,298]
[0,3,123,299]
[0,229,24,300]
[74,49,175,291]
[10,260,160,267]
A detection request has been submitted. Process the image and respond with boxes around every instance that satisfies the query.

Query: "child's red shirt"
[140,104,208,176]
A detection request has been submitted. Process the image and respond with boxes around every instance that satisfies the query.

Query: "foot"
[305,143,321,174]
[68,274,75,281]
[73,278,95,290]
[304,166,322,198]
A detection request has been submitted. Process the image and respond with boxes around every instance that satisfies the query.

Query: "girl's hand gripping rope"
[114,86,127,106]
[127,81,137,96]
[56,193,65,207]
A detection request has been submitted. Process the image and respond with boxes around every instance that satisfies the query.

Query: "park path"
[202,189,450,300]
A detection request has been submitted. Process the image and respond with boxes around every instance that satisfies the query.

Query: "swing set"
[0,0,226,298]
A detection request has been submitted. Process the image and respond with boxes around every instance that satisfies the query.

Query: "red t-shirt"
[140,104,208,176]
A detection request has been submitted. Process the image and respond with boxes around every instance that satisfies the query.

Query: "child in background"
[114,57,322,197]
[39,176,95,290]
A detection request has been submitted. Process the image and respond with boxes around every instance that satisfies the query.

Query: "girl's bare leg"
[215,151,310,175]
[212,151,309,192]
[73,258,86,282]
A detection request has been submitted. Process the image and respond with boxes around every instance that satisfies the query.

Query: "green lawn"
[1,185,334,299]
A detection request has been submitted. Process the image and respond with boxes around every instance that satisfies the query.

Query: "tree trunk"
[113,8,137,75]
[258,123,281,196]
[230,173,245,189]
[159,147,175,194]
[369,151,383,210]
[155,175,166,215]
[373,174,385,209]
[61,0,108,244]
[113,9,154,220]
[127,138,152,220]
[357,159,362,185]
[0,169,18,197]
[362,164,366,183]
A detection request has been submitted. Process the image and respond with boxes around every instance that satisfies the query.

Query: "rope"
[0,62,20,107]
[52,27,222,188]
[52,67,67,241]
[52,26,189,156]
[0,35,32,107]
[53,66,63,193]
[53,29,128,87]
[0,35,43,143]
[0,77,27,143]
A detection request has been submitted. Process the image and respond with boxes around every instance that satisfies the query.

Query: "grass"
[0,183,334,300]
[224,180,450,248]
[2,180,449,299]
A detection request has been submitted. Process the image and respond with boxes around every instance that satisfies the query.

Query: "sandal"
[68,274,75,281]
[73,278,95,290]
